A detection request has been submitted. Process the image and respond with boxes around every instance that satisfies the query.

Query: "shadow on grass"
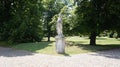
[0,41,53,57]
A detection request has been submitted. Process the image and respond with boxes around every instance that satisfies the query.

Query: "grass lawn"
[0,36,120,55]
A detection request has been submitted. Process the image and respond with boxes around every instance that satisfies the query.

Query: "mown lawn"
[0,36,120,55]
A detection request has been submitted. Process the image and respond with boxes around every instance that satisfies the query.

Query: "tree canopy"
[75,0,120,45]
[0,0,43,43]
[0,0,120,45]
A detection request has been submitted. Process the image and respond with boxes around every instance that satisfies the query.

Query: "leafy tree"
[75,0,114,45]
[0,0,13,40]
[60,6,77,36]
[0,0,44,43]
[50,1,77,36]
[108,0,120,38]
[42,0,64,41]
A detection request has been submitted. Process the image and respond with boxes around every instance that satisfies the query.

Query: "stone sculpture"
[56,14,65,54]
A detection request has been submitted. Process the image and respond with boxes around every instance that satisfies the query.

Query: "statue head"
[57,14,62,23]
[58,13,62,18]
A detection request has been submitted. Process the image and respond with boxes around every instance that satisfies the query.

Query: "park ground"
[0,47,120,67]
[0,36,120,67]
[0,36,120,55]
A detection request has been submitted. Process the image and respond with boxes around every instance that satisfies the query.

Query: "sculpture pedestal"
[55,35,65,54]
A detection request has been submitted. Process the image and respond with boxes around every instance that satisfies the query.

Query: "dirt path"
[0,47,120,67]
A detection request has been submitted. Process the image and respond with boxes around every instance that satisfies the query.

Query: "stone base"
[55,35,65,54]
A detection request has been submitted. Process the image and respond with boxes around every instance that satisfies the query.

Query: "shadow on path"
[79,44,120,59]
[89,48,120,59]
[0,47,35,57]
[0,42,53,57]
[67,41,120,59]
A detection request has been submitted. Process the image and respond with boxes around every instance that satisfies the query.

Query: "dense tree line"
[0,0,120,45]
[0,0,67,43]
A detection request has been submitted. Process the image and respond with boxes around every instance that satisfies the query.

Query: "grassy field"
[0,36,120,55]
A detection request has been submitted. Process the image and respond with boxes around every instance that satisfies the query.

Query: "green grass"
[0,36,120,55]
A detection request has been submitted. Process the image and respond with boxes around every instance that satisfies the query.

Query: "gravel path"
[0,47,120,67]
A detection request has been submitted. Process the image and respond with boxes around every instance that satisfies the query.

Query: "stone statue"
[56,14,65,54]
[56,14,63,36]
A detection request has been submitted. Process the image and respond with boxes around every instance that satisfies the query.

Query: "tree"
[50,0,78,36]
[42,0,64,41]
[0,0,13,41]
[0,0,44,43]
[108,0,120,38]
[60,6,77,36]
[75,0,113,45]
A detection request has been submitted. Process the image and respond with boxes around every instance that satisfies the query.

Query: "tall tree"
[75,0,112,45]
[0,0,44,43]
[50,0,77,36]
[42,0,64,41]
[108,0,120,37]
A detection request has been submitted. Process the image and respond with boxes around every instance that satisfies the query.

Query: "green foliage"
[42,0,65,41]
[75,0,120,35]
[108,0,120,33]
[0,0,13,41]
[50,1,78,36]
[0,0,120,44]
[0,0,44,43]
[60,6,77,36]
[74,0,120,45]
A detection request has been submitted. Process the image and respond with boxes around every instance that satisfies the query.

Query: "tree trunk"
[90,31,97,45]
[48,32,50,42]
[47,26,51,42]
